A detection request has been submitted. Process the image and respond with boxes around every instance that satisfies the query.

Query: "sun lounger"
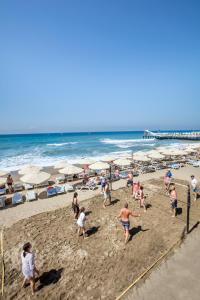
[66,175,74,182]
[192,161,200,167]
[0,188,6,195]
[47,187,57,197]
[26,191,37,201]
[56,176,65,184]
[55,185,65,194]
[13,182,24,192]
[23,183,34,190]
[64,184,74,192]
[0,196,6,208]
[12,192,23,205]
[169,163,181,169]
[76,182,97,191]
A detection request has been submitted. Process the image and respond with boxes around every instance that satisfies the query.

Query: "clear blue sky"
[1,0,200,133]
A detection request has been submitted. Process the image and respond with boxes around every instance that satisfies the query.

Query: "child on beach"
[169,185,177,217]
[72,192,79,219]
[77,207,87,239]
[138,186,147,212]
[21,242,39,295]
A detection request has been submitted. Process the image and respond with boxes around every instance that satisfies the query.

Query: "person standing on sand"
[191,175,198,201]
[117,202,140,244]
[169,185,178,217]
[132,180,140,199]
[77,207,88,239]
[100,174,107,193]
[72,192,79,219]
[21,242,39,296]
[103,182,111,208]
[138,186,147,212]
[164,169,172,194]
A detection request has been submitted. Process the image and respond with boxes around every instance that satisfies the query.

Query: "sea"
[0,131,198,171]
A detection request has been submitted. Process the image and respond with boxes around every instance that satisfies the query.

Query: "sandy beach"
[1,165,200,299]
[1,165,199,228]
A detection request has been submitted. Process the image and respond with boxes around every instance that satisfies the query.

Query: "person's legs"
[193,190,197,201]
[125,229,129,244]
[30,277,35,295]
[21,277,27,289]
[141,198,147,212]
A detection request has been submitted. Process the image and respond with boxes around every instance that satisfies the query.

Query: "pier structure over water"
[143,130,200,141]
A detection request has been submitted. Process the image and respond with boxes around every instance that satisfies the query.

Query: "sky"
[0,0,200,133]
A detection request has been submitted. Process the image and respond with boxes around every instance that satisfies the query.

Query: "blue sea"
[0,131,196,171]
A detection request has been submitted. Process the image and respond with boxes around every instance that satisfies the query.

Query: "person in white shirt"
[77,207,87,239]
[191,175,198,201]
[21,242,39,295]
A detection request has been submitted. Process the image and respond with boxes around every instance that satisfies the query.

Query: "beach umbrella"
[20,171,50,185]
[76,158,96,165]
[102,155,118,162]
[113,158,131,166]
[54,161,70,169]
[59,165,83,175]
[89,161,110,170]
[133,155,151,162]
[18,165,42,175]
[0,177,7,185]
[148,152,165,160]
[0,170,8,177]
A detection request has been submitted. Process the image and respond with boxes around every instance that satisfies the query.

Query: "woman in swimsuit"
[118,202,140,244]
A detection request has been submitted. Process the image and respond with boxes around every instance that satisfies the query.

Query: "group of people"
[20,168,200,296]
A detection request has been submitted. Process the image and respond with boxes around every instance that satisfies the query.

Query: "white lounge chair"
[0,196,6,208]
[26,191,37,201]
[13,182,24,192]
[76,182,97,191]
[64,184,74,192]
[56,175,65,184]
[12,192,23,205]
[55,185,65,194]
[0,188,6,195]
[23,183,34,190]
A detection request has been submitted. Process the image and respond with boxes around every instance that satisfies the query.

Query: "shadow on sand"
[86,226,100,237]
[129,226,149,242]
[37,268,64,290]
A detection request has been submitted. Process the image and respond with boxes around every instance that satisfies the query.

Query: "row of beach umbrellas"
[0,143,199,186]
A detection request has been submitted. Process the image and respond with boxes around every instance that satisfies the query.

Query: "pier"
[143,130,200,141]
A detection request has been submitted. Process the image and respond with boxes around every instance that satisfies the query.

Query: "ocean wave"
[47,142,78,147]
[100,138,155,149]
[100,138,155,145]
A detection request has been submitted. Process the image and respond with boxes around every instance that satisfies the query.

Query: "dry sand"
[1,165,200,300]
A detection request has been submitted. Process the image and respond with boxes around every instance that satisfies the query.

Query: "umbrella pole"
[109,164,112,190]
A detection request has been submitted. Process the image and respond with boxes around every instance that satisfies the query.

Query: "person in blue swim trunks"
[117,202,140,244]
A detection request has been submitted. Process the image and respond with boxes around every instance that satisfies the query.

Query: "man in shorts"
[117,202,140,244]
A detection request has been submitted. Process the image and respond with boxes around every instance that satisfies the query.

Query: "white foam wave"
[100,138,155,149]
[47,142,78,147]
[100,138,155,145]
